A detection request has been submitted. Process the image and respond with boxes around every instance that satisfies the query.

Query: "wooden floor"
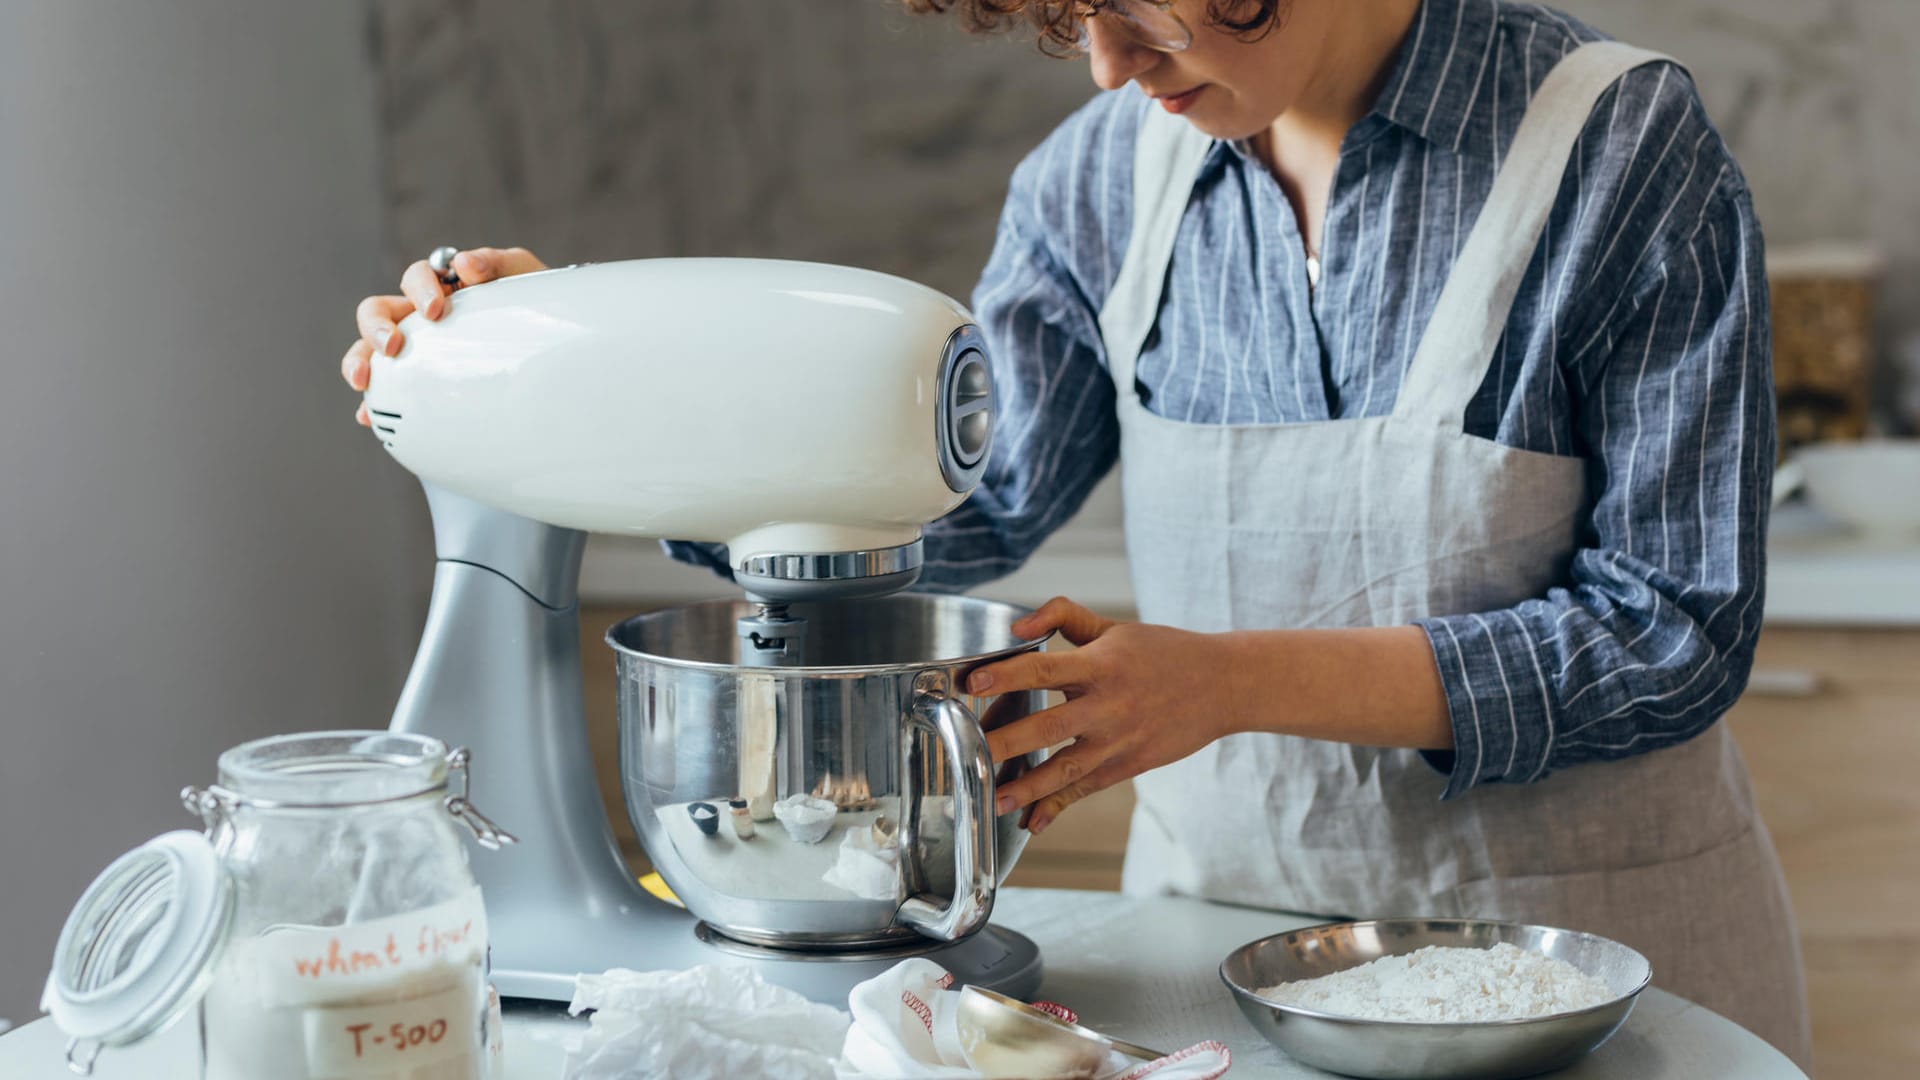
[579,608,1917,1078]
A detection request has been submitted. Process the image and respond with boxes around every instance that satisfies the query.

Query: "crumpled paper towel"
[822,821,902,900]
[836,958,1231,1079]
[561,965,849,1080]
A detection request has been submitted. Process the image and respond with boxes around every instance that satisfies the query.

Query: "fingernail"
[995,793,1014,815]
[375,328,396,356]
[969,672,993,694]
[1030,816,1049,836]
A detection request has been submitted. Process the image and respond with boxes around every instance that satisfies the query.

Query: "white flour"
[1256,943,1613,1022]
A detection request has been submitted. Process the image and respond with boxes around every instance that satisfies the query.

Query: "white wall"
[0,2,430,1023]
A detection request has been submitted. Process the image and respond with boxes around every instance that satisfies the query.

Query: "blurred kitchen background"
[3,1,1916,1074]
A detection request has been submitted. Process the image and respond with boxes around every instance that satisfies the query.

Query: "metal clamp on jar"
[42,731,514,1079]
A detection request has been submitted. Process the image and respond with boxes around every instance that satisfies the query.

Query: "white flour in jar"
[1256,942,1613,1022]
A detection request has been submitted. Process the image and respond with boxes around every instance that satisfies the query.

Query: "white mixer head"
[364,258,994,599]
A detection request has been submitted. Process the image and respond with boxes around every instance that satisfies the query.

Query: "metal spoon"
[957,985,1167,1078]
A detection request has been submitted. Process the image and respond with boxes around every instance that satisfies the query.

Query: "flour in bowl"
[1256,942,1613,1022]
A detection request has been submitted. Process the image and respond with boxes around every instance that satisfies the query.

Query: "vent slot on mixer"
[368,408,402,447]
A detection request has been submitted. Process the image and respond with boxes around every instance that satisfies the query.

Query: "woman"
[342,0,1809,1064]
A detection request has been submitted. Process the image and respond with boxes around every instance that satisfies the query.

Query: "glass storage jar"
[44,731,514,1079]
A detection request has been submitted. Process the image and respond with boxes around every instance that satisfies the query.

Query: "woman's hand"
[968,597,1247,835]
[973,602,1456,835]
[340,246,547,425]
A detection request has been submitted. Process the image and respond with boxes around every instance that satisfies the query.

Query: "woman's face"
[1085,0,1340,140]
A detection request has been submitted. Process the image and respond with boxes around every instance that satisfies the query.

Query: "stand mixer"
[364,258,1046,1004]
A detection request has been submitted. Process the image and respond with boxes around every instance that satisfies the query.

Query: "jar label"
[300,979,483,1076]
[248,884,489,1007]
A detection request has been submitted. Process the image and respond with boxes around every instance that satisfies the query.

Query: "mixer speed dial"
[937,324,994,493]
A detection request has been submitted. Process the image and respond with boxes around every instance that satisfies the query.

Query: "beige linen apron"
[1104,43,1810,1067]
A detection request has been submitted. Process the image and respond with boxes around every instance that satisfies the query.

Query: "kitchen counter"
[1762,502,1920,625]
[0,888,1802,1078]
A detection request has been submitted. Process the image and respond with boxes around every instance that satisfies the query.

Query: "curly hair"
[904,1,1288,57]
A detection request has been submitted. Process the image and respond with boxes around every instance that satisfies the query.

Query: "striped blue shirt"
[922,0,1774,799]
[674,0,1774,799]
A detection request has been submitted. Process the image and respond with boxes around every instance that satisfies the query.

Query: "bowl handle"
[896,688,997,941]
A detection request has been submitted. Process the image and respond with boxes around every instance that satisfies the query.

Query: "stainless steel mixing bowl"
[1220,918,1651,1080]
[608,594,1046,949]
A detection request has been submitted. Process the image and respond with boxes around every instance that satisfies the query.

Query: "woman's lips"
[1155,86,1204,114]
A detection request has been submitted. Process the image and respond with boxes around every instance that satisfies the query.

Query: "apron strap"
[1097,103,1215,395]
[1392,41,1680,432]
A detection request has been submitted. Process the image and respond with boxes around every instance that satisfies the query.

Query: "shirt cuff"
[1414,612,1553,800]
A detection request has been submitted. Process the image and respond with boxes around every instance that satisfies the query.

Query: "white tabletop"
[0,887,1804,1079]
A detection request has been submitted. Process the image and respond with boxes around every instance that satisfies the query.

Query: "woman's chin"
[1178,103,1271,143]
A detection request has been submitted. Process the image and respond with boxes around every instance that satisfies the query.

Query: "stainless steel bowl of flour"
[1220,918,1651,1080]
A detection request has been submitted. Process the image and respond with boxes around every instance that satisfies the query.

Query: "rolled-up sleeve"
[1417,182,1774,799]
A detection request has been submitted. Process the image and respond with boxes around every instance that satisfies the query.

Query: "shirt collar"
[1368,0,1502,154]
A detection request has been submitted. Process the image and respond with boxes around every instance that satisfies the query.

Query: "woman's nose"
[1085,18,1159,91]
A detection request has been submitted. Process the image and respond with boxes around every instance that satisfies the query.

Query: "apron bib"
[1102,42,1810,1067]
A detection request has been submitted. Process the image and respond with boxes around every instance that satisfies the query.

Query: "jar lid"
[41,831,233,1074]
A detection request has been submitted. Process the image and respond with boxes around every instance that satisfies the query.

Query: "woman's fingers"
[986,698,1092,764]
[994,738,1117,818]
[1024,760,1130,835]
[1011,596,1116,647]
[452,246,545,285]
[368,249,548,364]
[341,339,374,391]
[345,248,548,427]
[355,401,371,427]
[400,260,452,320]
[967,645,1087,697]
[355,295,414,356]
[400,247,547,321]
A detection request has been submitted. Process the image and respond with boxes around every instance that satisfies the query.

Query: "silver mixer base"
[690,921,1043,1003]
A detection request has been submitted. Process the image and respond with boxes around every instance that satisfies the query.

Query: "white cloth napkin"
[836,958,1232,1079]
[560,965,849,1080]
